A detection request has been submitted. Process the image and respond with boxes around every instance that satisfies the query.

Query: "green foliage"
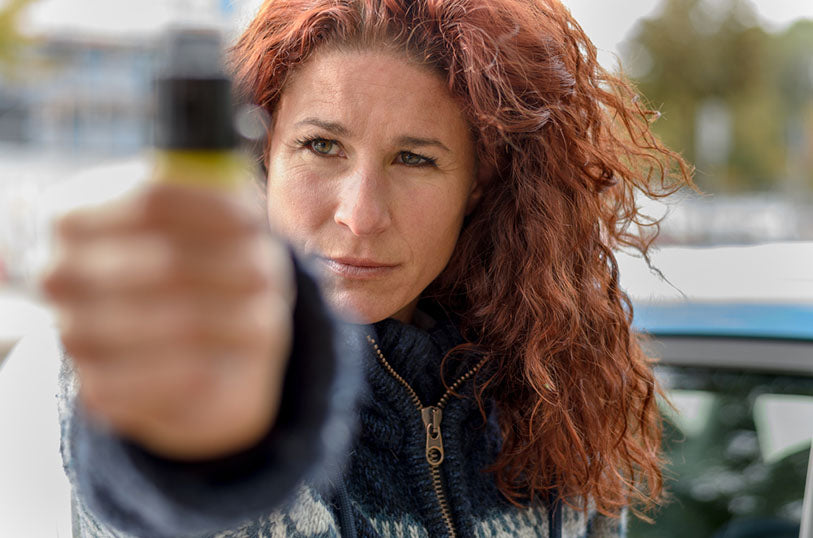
[625,0,813,193]
[0,0,35,65]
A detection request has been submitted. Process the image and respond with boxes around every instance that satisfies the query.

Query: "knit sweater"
[59,265,626,538]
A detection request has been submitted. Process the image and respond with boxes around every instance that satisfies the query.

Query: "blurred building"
[0,0,248,158]
[657,193,813,245]
[1,0,812,249]
[0,36,155,156]
[0,0,244,288]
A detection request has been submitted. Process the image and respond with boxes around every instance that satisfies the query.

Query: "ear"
[465,161,493,215]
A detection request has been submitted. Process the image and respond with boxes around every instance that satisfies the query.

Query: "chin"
[323,290,404,324]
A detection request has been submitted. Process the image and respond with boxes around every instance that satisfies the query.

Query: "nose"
[334,167,392,236]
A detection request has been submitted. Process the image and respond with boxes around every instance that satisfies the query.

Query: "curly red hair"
[231,0,693,518]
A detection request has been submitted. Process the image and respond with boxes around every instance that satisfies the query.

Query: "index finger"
[57,183,264,241]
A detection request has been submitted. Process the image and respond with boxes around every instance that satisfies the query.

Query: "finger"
[76,343,276,443]
[60,290,288,364]
[44,234,291,302]
[43,234,173,301]
[57,183,264,242]
[77,348,213,429]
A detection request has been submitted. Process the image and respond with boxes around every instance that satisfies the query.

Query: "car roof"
[617,242,813,303]
[617,242,813,341]
[633,302,813,341]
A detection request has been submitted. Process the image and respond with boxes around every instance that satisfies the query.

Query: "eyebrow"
[395,136,451,154]
[294,117,451,154]
[294,118,351,136]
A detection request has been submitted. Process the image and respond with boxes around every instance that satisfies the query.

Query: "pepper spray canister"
[152,27,248,189]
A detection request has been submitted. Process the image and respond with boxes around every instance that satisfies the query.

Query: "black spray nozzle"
[159,27,226,78]
[154,27,236,150]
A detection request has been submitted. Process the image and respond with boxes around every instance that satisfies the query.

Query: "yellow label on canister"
[152,150,251,189]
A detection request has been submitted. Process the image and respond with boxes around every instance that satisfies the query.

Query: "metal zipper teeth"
[366,335,488,538]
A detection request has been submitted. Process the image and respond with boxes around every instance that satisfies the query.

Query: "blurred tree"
[624,0,813,193]
[0,0,35,66]
[772,19,813,196]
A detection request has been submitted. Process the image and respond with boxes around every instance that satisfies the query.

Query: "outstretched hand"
[43,183,295,461]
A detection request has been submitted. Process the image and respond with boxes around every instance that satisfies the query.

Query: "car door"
[628,335,813,538]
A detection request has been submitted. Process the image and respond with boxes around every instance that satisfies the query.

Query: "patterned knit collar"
[368,300,477,405]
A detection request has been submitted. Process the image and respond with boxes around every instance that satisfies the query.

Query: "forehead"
[274,49,470,141]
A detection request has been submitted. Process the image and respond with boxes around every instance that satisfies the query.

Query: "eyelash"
[293,137,338,161]
[294,136,438,167]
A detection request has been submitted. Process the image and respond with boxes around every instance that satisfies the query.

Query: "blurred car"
[618,243,813,538]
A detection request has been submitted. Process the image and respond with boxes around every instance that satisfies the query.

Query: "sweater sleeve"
[60,257,364,538]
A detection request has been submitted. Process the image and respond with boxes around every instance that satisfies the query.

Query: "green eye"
[400,152,426,166]
[311,139,335,154]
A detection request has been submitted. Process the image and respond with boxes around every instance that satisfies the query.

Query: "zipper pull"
[421,406,444,466]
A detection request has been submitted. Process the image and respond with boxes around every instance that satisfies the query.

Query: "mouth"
[319,256,398,279]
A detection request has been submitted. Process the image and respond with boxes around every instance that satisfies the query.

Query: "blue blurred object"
[633,302,813,341]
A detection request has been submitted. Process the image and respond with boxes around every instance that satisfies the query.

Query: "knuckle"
[268,247,296,302]
[176,310,209,344]
[223,196,261,231]
[43,252,82,294]
[164,262,188,289]
[249,239,291,290]
[180,363,212,396]
[55,210,85,239]
[241,256,270,291]
[260,292,290,325]
[241,294,292,353]
[41,266,69,297]
[160,249,192,288]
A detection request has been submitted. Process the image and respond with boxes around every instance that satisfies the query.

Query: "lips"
[319,256,398,279]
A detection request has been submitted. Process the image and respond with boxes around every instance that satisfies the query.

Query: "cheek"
[404,184,469,258]
[266,161,332,243]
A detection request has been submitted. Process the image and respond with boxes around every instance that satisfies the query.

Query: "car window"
[629,366,813,538]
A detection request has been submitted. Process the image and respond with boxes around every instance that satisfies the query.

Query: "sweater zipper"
[366,335,487,538]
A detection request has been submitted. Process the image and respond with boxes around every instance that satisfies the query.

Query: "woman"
[47,0,692,536]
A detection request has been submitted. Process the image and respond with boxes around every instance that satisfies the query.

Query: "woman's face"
[266,50,481,323]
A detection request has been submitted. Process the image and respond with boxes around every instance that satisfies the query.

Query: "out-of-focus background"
[0,0,812,350]
[0,1,812,537]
